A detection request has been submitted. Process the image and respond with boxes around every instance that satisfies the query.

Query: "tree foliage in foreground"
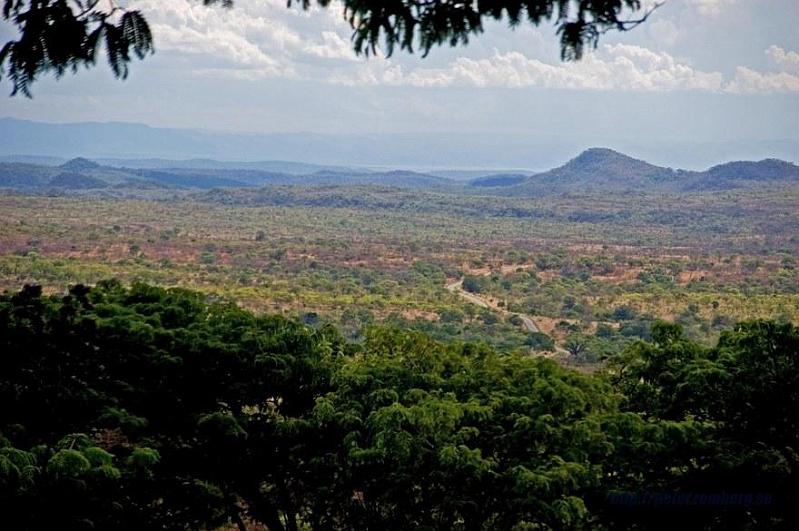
[1,281,797,529]
[1,0,658,96]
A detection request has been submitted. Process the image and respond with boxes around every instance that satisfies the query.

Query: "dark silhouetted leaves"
[2,0,654,95]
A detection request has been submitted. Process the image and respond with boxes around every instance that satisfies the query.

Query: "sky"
[1,0,798,168]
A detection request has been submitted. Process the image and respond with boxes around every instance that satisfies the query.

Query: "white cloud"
[333,45,726,92]
[127,1,799,95]
[305,32,357,61]
[151,21,294,77]
[131,0,352,78]
[332,45,799,94]
[648,19,681,46]
[686,0,738,16]
[724,46,799,93]
[725,66,799,94]
[767,45,799,72]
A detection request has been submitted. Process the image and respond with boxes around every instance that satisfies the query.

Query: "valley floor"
[0,185,797,364]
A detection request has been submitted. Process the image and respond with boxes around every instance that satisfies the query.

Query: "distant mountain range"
[1,149,798,195]
[0,157,453,191]
[0,117,569,170]
[3,116,798,170]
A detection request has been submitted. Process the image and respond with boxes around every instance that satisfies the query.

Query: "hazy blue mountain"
[0,159,458,191]
[471,148,799,195]
[0,154,66,165]
[0,117,567,168]
[6,116,795,170]
[94,157,363,175]
[132,170,254,189]
[60,157,101,172]
[49,172,109,189]
[2,147,798,194]
[510,148,677,193]
[0,159,142,189]
[299,170,454,189]
[703,159,799,182]
[0,162,54,188]
[680,159,799,191]
[427,169,535,181]
[470,174,528,187]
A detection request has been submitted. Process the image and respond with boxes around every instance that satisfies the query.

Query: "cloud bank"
[131,0,799,94]
[331,44,799,94]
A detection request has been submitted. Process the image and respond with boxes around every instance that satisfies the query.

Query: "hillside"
[1,150,798,194]
[49,172,108,189]
[470,148,799,195]
[95,157,360,175]
[0,158,460,191]
[471,148,676,194]
[686,159,799,190]
[470,173,528,187]
[60,157,101,172]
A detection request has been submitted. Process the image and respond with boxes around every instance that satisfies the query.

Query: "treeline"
[1,282,797,530]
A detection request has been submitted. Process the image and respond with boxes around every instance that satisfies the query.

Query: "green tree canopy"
[1,282,796,529]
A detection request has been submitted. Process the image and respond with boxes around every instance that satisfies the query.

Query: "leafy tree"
[1,0,660,95]
[0,281,347,529]
[2,282,797,529]
[607,320,799,529]
[462,274,486,294]
[525,330,556,351]
[564,333,589,357]
[0,432,161,529]
[302,327,617,529]
[595,323,615,338]
[612,305,637,321]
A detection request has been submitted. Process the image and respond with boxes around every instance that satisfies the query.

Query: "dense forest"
[1,282,796,530]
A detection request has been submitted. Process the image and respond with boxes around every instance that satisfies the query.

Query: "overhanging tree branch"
[1,0,658,96]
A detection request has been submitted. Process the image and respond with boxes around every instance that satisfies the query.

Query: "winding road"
[445,277,570,356]
[445,277,540,333]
